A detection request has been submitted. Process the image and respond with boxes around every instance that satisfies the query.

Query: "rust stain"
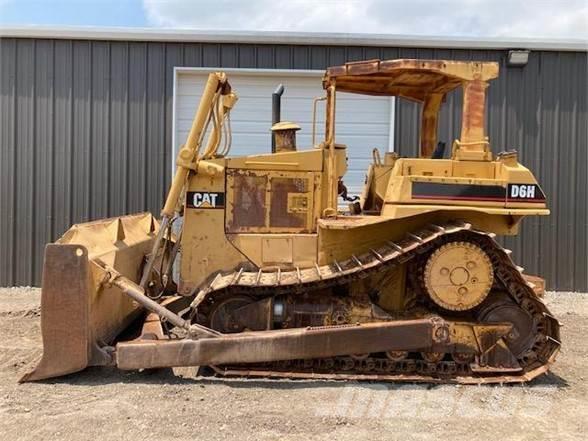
[270,177,308,228]
[323,58,497,101]
[230,172,267,231]
[462,79,487,141]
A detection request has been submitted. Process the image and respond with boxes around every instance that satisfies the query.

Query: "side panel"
[227,233,318,268]
[179,169,249,294]
[179,157,324,291]
[384,157,549,211]
[224,168,321,269]
[226,169,319,234]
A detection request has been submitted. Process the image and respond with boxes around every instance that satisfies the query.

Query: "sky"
[0,0,586,39]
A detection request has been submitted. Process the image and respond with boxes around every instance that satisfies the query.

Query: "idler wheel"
[478,297,536,357]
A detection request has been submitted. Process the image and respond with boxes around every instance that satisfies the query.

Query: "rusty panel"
[227,170,316,234]
[227,172,267,232]
[269,177,309,228]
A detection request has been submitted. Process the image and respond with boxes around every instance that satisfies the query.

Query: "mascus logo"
[186,191,225,209]
[507,184,545,202]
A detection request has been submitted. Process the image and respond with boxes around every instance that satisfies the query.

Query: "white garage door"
[174,69,393,197]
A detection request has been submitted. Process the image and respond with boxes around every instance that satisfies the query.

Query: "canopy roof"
[323,59,499,102]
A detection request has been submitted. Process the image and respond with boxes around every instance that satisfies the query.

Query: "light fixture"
[507,50,530,67]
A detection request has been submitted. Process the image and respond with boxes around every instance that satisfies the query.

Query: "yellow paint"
[165,60,549,294]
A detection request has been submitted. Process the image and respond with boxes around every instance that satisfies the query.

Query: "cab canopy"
[323,59,499,158]
[323,58,498,101]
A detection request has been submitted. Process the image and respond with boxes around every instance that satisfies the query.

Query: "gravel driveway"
[0,288,586,440]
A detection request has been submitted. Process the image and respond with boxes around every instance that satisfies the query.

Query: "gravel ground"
[0,287,586,441]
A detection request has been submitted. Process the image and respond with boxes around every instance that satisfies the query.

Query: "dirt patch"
[0,288,586,441]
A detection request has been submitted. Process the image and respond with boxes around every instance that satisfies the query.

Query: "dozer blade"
[20,243,92,381]
[20,212,158,382]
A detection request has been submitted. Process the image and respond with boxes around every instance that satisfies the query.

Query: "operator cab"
[320,59,503,217]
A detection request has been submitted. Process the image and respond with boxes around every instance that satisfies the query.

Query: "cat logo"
[507,184,545,202]
[186,191,225,209]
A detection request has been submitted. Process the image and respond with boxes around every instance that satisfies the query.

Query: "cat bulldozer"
[22,59,561,384]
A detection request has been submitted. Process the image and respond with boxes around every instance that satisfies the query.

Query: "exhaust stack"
[271,84,285,152]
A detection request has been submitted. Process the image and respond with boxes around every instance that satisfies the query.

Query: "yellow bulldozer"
[22,59,560,384]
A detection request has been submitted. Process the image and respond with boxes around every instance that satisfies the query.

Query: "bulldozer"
[22,59,561,384]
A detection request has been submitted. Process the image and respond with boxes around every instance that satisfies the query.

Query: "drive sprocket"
[423,241,493,311]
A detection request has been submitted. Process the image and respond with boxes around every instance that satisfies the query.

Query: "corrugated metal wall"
[0,38,586,290]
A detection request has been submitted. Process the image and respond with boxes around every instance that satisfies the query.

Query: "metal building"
[0,27,586,290]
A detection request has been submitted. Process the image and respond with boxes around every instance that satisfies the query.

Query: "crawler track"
[191,221,561,384]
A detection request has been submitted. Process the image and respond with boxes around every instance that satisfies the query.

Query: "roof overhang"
[0,26,586,52]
